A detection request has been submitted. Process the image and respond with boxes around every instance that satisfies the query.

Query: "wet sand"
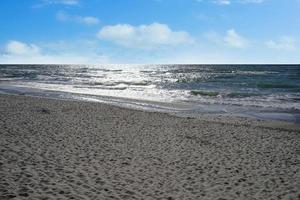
[0,93,299,199]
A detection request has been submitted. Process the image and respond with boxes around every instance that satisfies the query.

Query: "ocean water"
[1,64,300,123]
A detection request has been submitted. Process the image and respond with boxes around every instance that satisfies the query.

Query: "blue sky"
[0,0,299,64]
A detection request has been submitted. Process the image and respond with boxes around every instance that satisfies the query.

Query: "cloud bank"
[1,27,298,64]
[1,40,109,64]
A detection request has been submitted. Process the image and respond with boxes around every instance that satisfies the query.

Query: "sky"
[0,0,299,64]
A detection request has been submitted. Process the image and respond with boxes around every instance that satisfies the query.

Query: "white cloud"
[56,11,100,25]
[213,0,231,5]
[266,36,297,51]
[224,29,249,48]
[56,11,68,21]
[1,40,109,64]
[77,16,100,25]
[5,41,40,55]
[238,0,264,3]
[33,0,79,8]
[2,38,300,64]
[205,29,249,48]
[54,0,79,5]
[199,0,264,5]
[44,0,79,5]
[97,23,194,49]
[0,53,109,64]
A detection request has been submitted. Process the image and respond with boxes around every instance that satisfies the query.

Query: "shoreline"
[1,84,300,125]
[1,93,299,199]
[2,92,300,131]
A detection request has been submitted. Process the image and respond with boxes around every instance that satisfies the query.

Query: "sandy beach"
[0,93,299,200]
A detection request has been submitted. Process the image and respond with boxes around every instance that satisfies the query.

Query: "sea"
[0,64,300,123]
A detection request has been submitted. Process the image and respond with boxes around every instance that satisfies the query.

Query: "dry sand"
[0,93,299,200]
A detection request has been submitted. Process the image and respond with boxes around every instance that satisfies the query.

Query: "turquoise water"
[0,64,300,122]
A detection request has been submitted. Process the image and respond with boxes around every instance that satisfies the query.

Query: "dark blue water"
[1,64,300,122]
